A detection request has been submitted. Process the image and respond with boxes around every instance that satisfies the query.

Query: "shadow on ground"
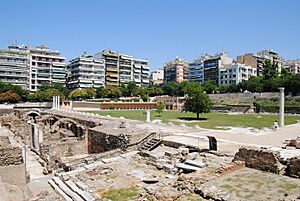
[178,117,208,121]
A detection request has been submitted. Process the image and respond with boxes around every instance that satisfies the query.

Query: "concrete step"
[52,177,85,201]
[139,138,162,151]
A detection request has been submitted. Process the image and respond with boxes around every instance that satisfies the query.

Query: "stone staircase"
[48,176,96,201]
[139,138,162,151]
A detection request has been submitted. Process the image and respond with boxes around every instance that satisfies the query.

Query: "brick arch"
[38,115,59,126]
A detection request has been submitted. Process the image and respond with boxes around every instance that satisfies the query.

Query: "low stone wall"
[69,101,157,110]
[213,104,251,113]
[216,161,245,176]
[233,146,284,174]
[0,146,23,166]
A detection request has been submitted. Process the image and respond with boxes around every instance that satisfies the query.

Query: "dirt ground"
[199,167,300,201]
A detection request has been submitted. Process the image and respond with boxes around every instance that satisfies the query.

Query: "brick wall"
[233,146,284,174]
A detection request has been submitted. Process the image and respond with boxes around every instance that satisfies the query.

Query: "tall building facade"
[283,60,300,74]
[95,49,149,87]
[219,63,257,86]
[133,58,150,87]
[203,52,233,84]
[0,44,66,92]
[0,45,29,90]
[188,58,204,83]
[237,49,284,76]
[29,45,66,92]
[67,54,105,89]
[164,57,188,83]
[150,69,164,85]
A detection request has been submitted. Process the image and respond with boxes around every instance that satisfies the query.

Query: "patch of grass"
[102,187,138,201]
[84,110,300,130]
[281,183,299,190]
[220,184,233,190]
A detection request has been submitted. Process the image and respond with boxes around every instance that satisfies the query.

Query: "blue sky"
[0,0,299,70]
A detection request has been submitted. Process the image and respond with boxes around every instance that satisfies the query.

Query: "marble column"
[279,87,285,127]
[146,110,151,123]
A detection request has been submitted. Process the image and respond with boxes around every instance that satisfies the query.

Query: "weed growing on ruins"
[102,186,138,201]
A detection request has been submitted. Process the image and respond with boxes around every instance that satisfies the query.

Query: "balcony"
[106,67,118,72]
[107,73,118,78]
[106,81,118,86]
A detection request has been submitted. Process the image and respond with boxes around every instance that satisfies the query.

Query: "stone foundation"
[233,146,285,174]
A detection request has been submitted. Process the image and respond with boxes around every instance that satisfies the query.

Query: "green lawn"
[85,110,300,130]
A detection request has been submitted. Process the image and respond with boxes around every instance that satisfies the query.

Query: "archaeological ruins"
[0,101,300,201]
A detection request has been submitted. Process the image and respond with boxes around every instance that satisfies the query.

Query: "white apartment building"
[219,63,257,86]
[0,45,29,90]
[133,58,150,87]
[284,60,300,74]
[67,54,105,89]
[95,50,150,87]
[150,69,164,85]
[29,45,66,92]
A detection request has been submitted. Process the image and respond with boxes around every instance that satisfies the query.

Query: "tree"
[29,88,65,102]
[0,81,29,101]
[39,83,68,96]
[96,87,105,98]
[101,87,123,99]
[133,88,149,102]
[183,86,213,119]
[239,76,264,93]
[84,88,96,99]
[0,90,21,103]
[262,59,278,80]
[69,89,85,100]
[156,102,164,116]
[146,85,164,97]
[202,80,218,94]
[126,81,138,97]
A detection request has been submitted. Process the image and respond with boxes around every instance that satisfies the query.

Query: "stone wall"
[0,146,23,166]
[0,109,13,116]
[233,146,284,174]
[287,157,300,178]
[43,140,87,158]
[88,130,124,154]
[209,92,280,103]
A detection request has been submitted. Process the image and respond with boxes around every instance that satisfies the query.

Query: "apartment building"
[283,60,300,74]
[237,49,284,76]
[219,63,257,86]
[164,57,188,83]
[188,58,204,83]
[95,49,149,87]
[67,54,105,89]
[203,52,233,85]
[29,45,66,92]
[0,45,29,90]
[150,69,164,85]
[134,58,150,87]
